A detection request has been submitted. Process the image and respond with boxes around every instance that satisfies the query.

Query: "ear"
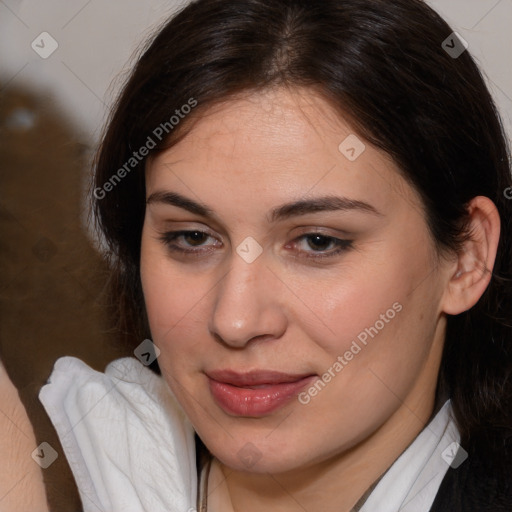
[441,196,501,315]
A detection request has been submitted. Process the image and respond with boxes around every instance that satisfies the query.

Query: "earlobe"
[442,196,501,316]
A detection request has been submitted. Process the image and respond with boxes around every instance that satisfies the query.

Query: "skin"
[0,360,49,512]
[140,86,500,511]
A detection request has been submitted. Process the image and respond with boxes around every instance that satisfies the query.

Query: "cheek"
[140,238,212,363]
[304,250,409,359]
[305,241,438,396]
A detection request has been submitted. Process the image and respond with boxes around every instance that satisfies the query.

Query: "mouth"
[206,369,317,417]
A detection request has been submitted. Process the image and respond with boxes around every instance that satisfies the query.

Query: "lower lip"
[208,376,316,417]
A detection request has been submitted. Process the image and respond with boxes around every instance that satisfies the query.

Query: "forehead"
[155,88,357,163]
[146,87,421,218]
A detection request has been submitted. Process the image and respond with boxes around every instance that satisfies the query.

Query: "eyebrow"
[146,190,382,223]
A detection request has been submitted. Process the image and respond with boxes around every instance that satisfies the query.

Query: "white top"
[39,357,197,512]
[39,356,461,512]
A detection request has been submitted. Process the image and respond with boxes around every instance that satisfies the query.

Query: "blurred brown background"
[0,85,130,511]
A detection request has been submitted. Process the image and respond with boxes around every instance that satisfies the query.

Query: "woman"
[40,0,512,510]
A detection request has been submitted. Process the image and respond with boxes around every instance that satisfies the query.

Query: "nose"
[209,251,287,349]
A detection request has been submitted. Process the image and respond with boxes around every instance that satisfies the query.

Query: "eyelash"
[157,230,353,260]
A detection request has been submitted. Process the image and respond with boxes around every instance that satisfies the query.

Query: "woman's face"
[140,87,452,474]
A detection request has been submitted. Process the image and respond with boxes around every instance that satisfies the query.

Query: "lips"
[206,369,317,417]
[207,369,314,386]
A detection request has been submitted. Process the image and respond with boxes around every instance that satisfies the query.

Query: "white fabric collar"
[39,356,460,512]
[39,356,197,512]
[359,399,460,512]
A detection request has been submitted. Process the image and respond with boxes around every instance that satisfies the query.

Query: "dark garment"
[430,435,512,512]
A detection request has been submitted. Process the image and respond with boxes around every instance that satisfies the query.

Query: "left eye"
[292,233,353,259]
[158,230,353,260]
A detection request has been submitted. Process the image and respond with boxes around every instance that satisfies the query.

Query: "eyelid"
[156,228,353,261]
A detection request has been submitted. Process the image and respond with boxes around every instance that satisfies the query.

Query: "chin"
[215,450,292,474]
[205,434,313,474]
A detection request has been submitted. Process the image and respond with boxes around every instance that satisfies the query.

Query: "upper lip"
[206,369,315,386]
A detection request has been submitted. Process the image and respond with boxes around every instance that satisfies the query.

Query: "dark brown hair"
[93,0,512,498]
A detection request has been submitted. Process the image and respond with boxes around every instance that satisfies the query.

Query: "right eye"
[158,230,219,253]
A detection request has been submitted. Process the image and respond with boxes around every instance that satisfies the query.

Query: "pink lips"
[207,369,316,417]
